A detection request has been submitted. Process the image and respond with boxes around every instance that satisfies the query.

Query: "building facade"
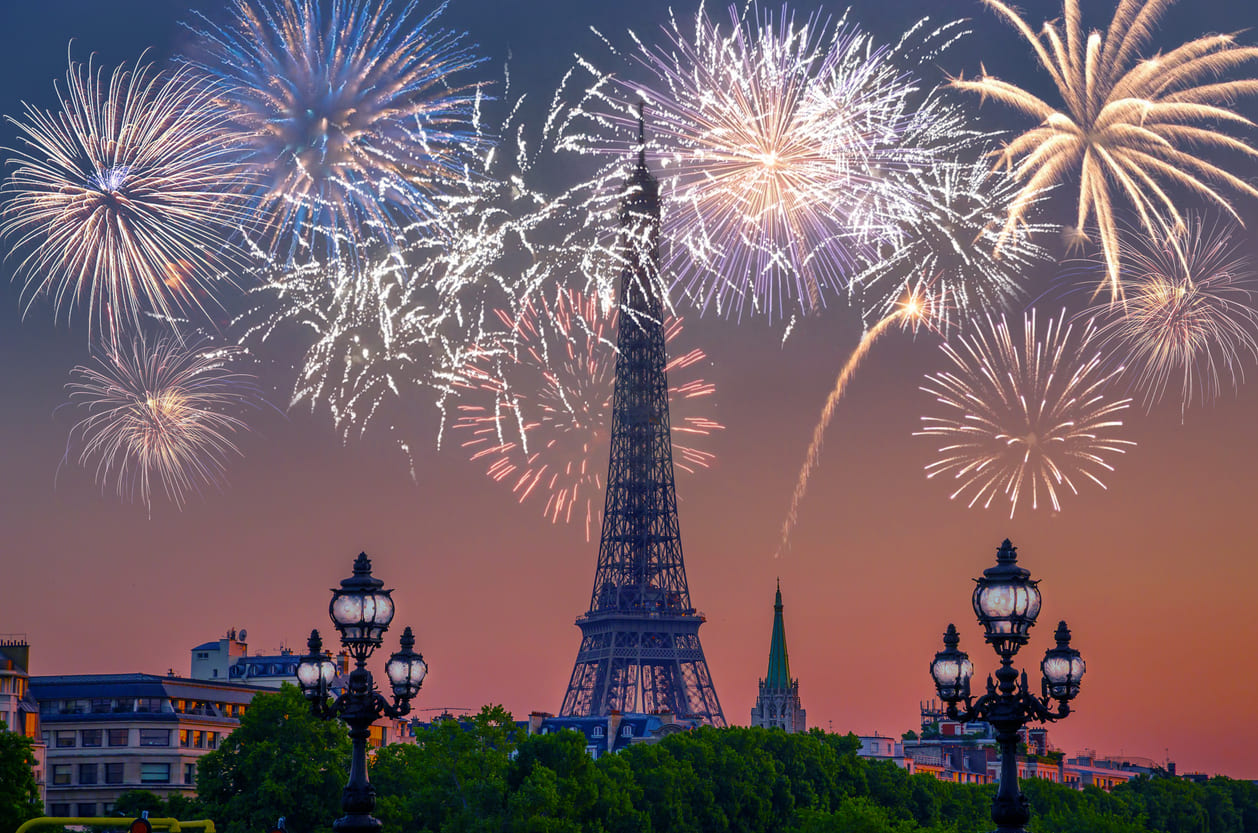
[750,582,806,732]
[31,673,269,816]
[1,636,46,804]
[527,711,698,759]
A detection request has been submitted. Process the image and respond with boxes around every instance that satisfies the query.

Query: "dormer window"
[592,726,604,737]
[621,725,632,738]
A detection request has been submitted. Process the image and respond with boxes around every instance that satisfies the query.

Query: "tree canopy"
[194,684,349,833]
[0,722,43,833]
[186,701,1258,833]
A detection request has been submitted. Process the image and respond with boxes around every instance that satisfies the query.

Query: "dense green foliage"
[189,701,1258,833]
[0,722,43,833]
[194,684,349,833]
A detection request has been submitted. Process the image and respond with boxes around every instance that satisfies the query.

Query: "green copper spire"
[765,579,792,689]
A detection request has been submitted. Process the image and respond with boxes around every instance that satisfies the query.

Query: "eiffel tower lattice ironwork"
[558,111,725,726]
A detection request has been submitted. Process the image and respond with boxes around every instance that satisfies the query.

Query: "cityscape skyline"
[2,0,1257,782]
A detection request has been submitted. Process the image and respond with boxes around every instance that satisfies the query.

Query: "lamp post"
[297,553,428,833]
[928,540,1085,833]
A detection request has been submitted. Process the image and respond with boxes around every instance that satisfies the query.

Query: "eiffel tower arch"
[558,114,725,726]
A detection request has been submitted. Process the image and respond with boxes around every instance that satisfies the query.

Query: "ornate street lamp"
[928,539,1084,833]
[297,553,427,833]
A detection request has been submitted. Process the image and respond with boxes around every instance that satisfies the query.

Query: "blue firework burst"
[184,0,491,261]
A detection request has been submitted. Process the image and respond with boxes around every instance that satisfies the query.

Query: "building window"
[208,732,219,749]
[139,729,170,747]
[48,804,70,817]
[55,731,76,748]
[196,652,208,659]
[193,730,205,748]
[79,764,98,785]
[621,726,632,737]
[76,803,96,817]
[90,699,111,714]
[108,728,129,746]
[592,726,604,737]
[179,730,191,748]
[81,729,103,747]
[135,698,165,714]
[52,765,71,785]
[140,763,171,783]
[184,763,196,785]
[105,763,125,784]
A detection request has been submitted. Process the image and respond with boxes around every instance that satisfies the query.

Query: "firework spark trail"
[917,309,1135,518]
[1,55,251,335]
[556,6,970,322]
[233,86,557,451]
[453,287,722,540]
[774,298,928,557]
[64,333,261,514]
[235,244,489,447]
[184,0,491,262]
[1083,217,1258,413]
[954,0,1258,299]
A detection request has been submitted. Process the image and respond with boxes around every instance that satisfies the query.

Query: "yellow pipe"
[15,818,215,833]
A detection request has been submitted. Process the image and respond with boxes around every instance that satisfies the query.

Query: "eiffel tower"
[558,112,725,726]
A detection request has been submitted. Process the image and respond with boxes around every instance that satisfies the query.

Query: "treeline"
[113,687,1258,833]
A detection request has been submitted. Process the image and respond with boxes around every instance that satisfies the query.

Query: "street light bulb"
[972,539,1041,656]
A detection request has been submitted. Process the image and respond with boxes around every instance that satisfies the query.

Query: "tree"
[0,722,43,833]
[195,684,350,833]
[371,705,519,833]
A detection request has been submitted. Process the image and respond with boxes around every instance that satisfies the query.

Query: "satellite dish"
[238,629,247,641]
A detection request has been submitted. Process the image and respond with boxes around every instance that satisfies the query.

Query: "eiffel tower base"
[559,613,725,724]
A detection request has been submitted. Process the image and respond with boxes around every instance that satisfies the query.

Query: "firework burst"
[64,333,260,512]
[2,56,250,333]
[854,152,1053,332]
[236,247,484,445]
[234,86,557,450]
[185,0,490,261]
[452,288,721,540]
[953,0,1258,299]
[918,309,1135,518]
[1085,217,1258,411]
[560,7,969,321]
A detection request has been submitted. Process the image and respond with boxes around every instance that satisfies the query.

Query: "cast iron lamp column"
[928,540,1085,833]
[296,553,428,833]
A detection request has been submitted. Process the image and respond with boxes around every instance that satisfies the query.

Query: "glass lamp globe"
[972,539,1041,657]
[385,626,428,702]
[1041,621,1086,701]
[929,624,973,703]
[329,552,396,653]
[297,630,338,699]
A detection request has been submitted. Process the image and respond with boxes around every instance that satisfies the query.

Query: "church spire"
[751,580,806,732]
[765,578,792,689]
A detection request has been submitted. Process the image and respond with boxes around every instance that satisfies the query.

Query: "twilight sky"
[3,0,1258,780]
